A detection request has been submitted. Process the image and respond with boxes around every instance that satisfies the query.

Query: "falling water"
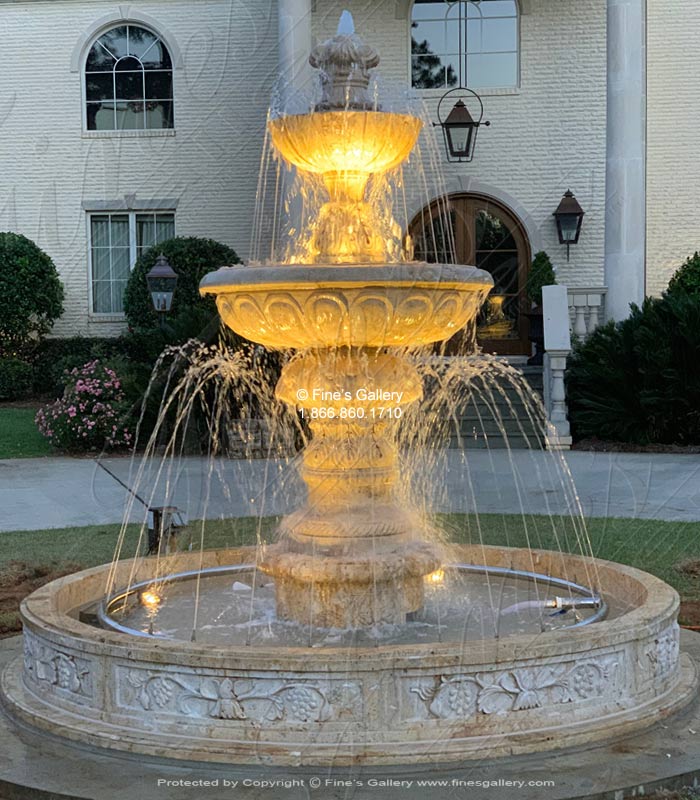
[100,13,608,648]
[99,335,611,647]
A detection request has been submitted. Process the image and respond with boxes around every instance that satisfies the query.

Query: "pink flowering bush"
[35,360,133,452]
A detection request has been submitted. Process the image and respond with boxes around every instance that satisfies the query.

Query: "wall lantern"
[146,253,178,325]
[553,190,585,261]
[434,88,490,163]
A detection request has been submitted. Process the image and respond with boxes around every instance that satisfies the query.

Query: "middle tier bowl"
[199,263,494,350]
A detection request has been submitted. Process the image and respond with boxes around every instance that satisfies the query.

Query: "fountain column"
[265,348,441,628]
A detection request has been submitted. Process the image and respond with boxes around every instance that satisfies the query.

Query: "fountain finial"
[309,13,380,110]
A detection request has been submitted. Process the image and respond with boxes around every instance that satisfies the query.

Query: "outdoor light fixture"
[434,87,490,163]
[431,1,489,163]
[553,190,585,261]
[146,253,178,324]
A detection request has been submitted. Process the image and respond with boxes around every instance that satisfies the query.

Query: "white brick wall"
[646,0,700,296]
[312,0,608,290]
[0,0,607,338]
[0,0,277,336]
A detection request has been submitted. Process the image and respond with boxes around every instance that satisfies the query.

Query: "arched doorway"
[410,193,532,355]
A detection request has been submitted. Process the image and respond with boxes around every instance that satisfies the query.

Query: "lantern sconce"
[553,190,585,261]
[146,253,178,328]
[434,87,490,163]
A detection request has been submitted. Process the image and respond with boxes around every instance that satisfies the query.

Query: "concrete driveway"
[1,450,699,532]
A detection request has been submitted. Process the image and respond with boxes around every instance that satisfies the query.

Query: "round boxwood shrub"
[0,232,64,355]
[123,237,240,330]
[0,357,34,400]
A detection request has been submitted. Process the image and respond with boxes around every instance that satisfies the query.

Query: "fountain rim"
[199,262,494,295]
[19,544,678,669]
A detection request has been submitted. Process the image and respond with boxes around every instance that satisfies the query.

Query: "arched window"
[411,0,518,90]
[410,193,531,354]
[85,24,173,131]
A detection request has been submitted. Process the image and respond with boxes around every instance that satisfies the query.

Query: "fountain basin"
[199,263,493,350]
[2,544,692,766]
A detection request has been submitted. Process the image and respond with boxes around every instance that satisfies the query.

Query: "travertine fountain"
[199,21,491,629]
[1,16,695,767]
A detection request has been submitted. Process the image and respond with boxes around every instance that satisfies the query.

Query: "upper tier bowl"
[267,110,423,179]
[199,263,493,350]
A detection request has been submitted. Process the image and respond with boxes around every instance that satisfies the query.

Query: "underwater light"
[425,568,446,585]
[140,589,161,609]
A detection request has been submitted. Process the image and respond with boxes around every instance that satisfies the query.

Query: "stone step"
[449,433,545,450]
[449,364,545,449]
[456,420,543,438]
[455,398,544,417]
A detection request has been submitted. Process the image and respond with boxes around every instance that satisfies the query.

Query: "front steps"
[449,364,546,450]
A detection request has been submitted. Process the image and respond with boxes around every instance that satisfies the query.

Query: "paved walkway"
[1,450,699,532]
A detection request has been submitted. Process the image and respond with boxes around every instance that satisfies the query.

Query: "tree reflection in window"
[85,24,173,131]
[411,22,458,89]
[411,0,518,90]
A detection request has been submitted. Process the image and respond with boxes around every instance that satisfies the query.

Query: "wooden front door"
[410,193,532,355]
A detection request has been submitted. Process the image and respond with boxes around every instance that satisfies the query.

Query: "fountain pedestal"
[263,348,441,627]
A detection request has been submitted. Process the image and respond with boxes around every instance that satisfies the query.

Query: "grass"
[439,513,700,601]
[0,407,52,458]
[2,513,699,597]
[0,516,269,573]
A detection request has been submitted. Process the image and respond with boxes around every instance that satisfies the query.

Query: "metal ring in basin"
[97,563,607,639]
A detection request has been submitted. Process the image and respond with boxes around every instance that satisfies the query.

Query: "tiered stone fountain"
[200,27,491,629]
[1,17,696,770]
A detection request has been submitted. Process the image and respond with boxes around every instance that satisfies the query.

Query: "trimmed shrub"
[120,306,226,366]
[667,251,700,297]
[525,251,557,308]
[0,358,34,400]
[35,360,133,452]
[123,237,240,331]
[33,337,122,397]
[566,293,700,444]
[0,233,64,355]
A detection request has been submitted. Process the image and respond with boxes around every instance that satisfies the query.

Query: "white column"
[278,0,314,100]
[604,0,646,320]
[542,286,572,450]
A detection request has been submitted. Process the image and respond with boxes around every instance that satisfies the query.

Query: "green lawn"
[0,516,270,573]
[3,513,699,599]
[439,513,700,601]
[0,407,52,458]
